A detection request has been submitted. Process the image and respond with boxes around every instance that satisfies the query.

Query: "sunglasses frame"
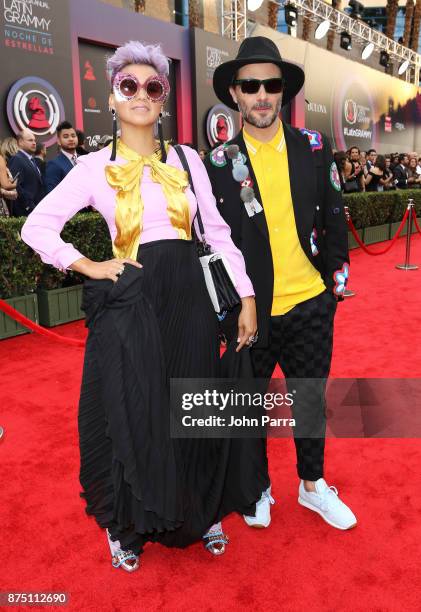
[113,72,170,103]
[232,77,285,95]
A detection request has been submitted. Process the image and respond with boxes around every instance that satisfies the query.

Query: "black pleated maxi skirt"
[78,238,269,555]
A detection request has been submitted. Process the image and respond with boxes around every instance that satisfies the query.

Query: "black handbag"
[173,144,240,314]
[343,178,359,193]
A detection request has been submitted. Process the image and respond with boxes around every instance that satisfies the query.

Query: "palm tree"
[327,0,342,51]
[411,0,421,50]
[189,0,201,27]
[385,0,399,39]
[301,17,311,40]
[403,0,415,45]
[134,0,146,12]
[268,1,279,29]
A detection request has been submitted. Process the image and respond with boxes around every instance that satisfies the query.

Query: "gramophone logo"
[83,60,96,81]
[6,77,65,147]
[206,104,235,147]
[344,99,357,125]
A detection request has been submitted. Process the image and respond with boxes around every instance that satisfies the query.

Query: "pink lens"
[119,77,138,98]
[146,79,164,101]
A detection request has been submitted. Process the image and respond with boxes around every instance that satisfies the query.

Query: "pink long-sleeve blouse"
[21,144,254,298]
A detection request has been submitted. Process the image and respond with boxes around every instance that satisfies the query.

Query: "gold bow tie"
[105,139,191,261]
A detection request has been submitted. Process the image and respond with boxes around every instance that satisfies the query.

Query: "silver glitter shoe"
[106,529,140,572]
[202,523,229,556]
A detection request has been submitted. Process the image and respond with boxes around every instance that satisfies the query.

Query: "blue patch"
[310,228,319,256]
[333,207,340,214]
[299,128,323,152]
[333,263,349,296]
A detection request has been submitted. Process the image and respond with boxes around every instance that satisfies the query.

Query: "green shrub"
[0,217,43,298]
[0,213,112,299]
[344,189,421,229]
[0,189,419,299]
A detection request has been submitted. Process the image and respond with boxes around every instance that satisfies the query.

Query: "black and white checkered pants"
[251,290,337,481]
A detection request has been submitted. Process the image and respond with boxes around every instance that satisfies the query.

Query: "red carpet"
[1,235,421,611]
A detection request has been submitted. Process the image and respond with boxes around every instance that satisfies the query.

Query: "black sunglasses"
[232,77,285,95]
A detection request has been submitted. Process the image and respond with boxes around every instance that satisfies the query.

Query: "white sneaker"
[298,478,357,530]
[243,486,275,528]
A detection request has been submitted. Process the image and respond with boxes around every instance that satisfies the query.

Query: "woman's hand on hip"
[236,296,257,352]
[70,257,142,282]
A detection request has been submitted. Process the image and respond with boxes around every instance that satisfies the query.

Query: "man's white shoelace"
[258,489,275,507]
[319,485,339,512]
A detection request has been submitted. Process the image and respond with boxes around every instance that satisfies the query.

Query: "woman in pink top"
[21,41,262,572]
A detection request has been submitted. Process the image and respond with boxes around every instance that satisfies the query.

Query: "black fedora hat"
[213,36,305,110]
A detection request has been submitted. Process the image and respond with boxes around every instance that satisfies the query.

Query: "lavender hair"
[107,40,169,85]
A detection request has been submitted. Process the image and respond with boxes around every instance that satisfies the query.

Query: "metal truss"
[285,0,420,83]
[221,0,247,41]
[220,0,420,83]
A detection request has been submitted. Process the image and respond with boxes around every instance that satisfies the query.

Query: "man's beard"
[237,98,283,129]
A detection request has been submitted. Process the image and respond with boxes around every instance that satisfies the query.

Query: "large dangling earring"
[158,110,167,163]
[110,108,117,161]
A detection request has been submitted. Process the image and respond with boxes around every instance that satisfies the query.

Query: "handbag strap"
[173,144,207,247]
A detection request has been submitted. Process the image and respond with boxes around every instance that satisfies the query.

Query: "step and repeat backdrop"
[303,43,420,155]
[0,3,419,156]
[0,0,183,157]
[78,40,178,151]
[0,0,74,151]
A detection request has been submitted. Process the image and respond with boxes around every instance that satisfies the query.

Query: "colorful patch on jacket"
[310,228,319,256]
[241,177,254,188]
[330,162,342,192]
[333,263,349,296]
[210,145,227,168]
[299,128,323,152]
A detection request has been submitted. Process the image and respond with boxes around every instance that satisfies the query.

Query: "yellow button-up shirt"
[243,122,325,316]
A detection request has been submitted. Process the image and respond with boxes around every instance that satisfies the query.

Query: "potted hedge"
[36,212,112,327]
[0,213,112,335]
[345,189,421,246]
[0,217,42,339]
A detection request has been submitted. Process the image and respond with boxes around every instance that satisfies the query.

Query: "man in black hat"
[204,36,356,531]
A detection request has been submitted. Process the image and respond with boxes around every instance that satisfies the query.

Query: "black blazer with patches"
[204,123,349,348]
